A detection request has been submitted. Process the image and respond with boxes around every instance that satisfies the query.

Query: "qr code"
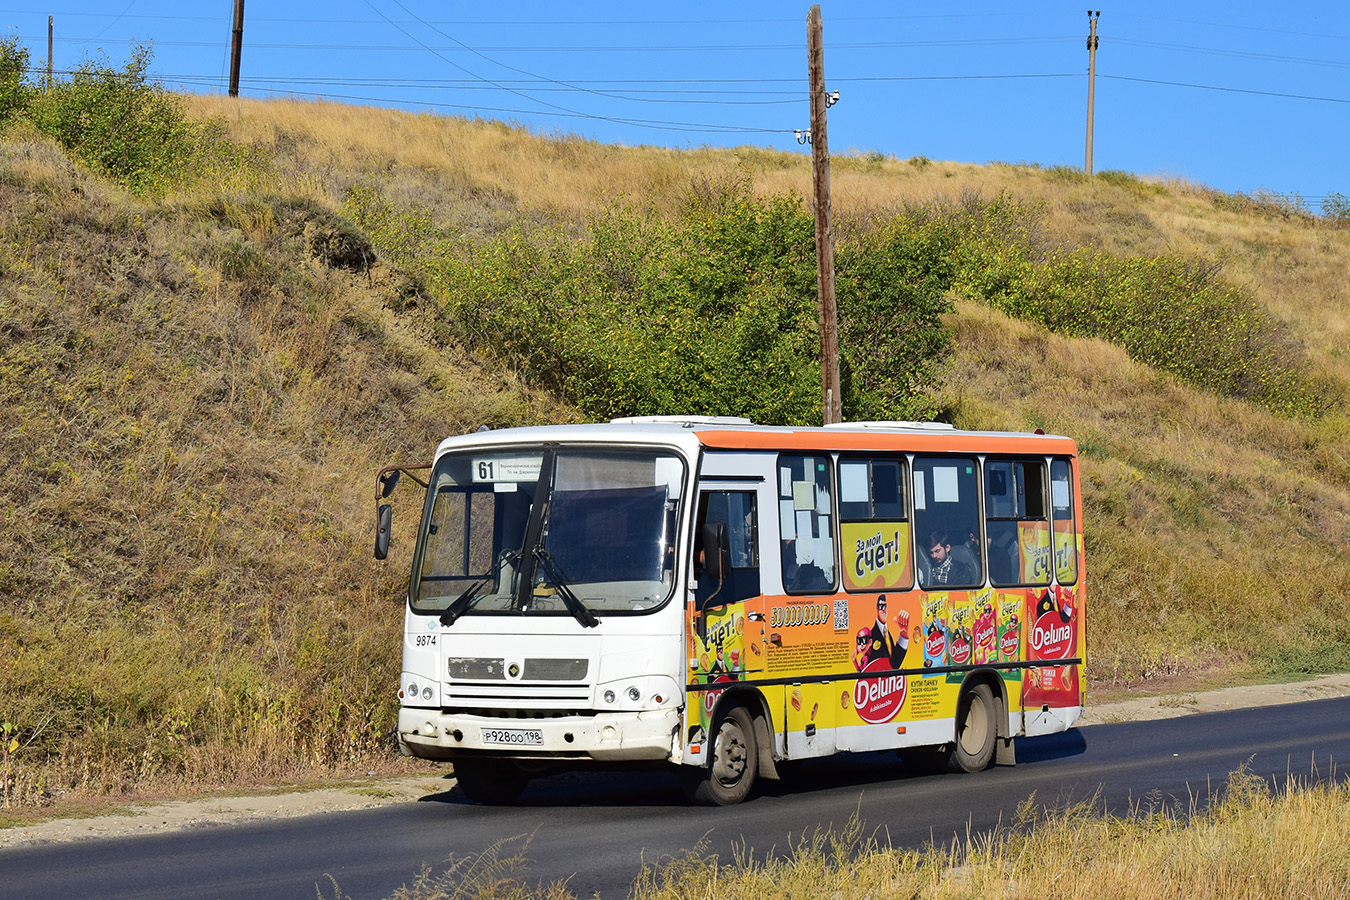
[833,597,848,630]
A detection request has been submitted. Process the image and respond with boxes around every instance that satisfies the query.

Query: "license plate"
[481,728,544,746]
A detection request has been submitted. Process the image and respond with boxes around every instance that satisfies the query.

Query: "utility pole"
[46,17,52,91]
[808,5,841,426]
[1085,10,1100,175]
[229,0,245,98]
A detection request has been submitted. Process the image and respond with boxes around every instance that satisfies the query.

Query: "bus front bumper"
[397,707,681,763]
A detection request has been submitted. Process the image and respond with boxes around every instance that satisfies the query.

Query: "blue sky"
[2,2,1347,206]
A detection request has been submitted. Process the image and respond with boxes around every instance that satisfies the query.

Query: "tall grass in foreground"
[339,768,1350,900]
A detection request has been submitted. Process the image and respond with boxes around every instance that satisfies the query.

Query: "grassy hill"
[3,81,1350,808]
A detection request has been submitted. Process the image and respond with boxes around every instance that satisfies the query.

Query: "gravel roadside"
[5,674,1349,850]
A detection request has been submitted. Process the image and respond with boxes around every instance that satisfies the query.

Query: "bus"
[375,416,1085,805]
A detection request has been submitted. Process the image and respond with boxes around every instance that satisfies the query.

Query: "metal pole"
[1085,11,1099,175]
[808,5,841,426]
[229,0,245,98]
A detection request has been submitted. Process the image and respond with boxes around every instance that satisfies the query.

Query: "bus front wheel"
[945,682,997,773]
[681,706,758,805]
[453,758,529,804]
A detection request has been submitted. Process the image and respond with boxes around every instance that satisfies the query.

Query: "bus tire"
[945,682,997,773]
[680,705,757,805]
[453,758,529,804]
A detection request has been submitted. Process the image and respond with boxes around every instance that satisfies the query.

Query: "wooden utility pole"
[46,17,52,91]
[808,5,841,425]
[229,0,245,98]
[1085,11,1100,175]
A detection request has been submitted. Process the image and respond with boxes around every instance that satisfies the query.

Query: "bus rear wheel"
[453,758,529,804]
[945,682,997,773]
[681,706,757,805]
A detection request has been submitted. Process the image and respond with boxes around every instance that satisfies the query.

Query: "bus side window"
[1051,458,1078,585]
[984,458,1050,587]
[694,490,760,607]
[778,454,836,594]
[912,456,982,589]
[839,457,912,592]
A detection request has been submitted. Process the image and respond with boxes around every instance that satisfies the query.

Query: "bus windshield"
[411,448,685,616]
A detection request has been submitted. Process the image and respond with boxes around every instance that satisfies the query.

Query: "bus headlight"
[422,686,434,701]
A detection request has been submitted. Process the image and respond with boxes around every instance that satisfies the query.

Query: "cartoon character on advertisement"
[848,594,918,725]
[853,594,912,671]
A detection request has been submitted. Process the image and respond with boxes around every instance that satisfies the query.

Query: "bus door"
[772,454,839,759]
[689,479,768,680]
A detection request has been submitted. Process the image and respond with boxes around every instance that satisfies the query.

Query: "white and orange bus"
[377,416,1084,805]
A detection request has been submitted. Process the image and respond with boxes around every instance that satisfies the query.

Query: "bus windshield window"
[411,448,685,615]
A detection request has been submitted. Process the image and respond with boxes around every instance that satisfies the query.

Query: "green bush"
[0,36,31,126]
[25,44,195,192]
[425,179,955,425]
[1323,192,1350,224]
[946,197,1326,415]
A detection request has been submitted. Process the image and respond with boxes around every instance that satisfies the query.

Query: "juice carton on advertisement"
[921,594,948,674]
[971,588,997,664]
[946,592,974,669]
[997,594,1022,663]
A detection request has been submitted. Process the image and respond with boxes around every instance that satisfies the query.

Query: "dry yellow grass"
[354,770,1350,900]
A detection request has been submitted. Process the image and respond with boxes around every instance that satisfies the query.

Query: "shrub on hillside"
[7,41,259,194]
[25,44,196,193]
[0,36,31,126]
[835,215,956,420]
[947,196,1328,415]
[428,179,955,425]
[1324,192,1350,224]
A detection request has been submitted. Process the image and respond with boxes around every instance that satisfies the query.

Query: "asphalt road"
[5,697,1348,900]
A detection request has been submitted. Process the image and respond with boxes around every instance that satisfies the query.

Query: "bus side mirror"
[375,503,392,560]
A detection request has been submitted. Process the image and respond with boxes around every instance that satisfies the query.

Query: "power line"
[355,0,633,129]
[1120,12,1350,42]
[194,80,792,134]
[25,35,1080,53]
[374,0,667,108]
[0,8,1071,27]
[1114,37,1350,69]
[1101,73,1350,105]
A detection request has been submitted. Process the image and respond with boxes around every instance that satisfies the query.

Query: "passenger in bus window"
[924,531,976,587]
[986,526,1018,585]
[952,525,981,575]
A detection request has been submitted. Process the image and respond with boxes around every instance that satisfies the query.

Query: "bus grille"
[445,682,592,706]
[446,657,590,682]
[444,707,591,719]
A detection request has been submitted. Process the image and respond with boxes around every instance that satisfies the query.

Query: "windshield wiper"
[533,549,600,629]
[440,550,519,626]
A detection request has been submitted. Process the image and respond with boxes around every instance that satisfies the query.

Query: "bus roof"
[435,417,1077,458]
